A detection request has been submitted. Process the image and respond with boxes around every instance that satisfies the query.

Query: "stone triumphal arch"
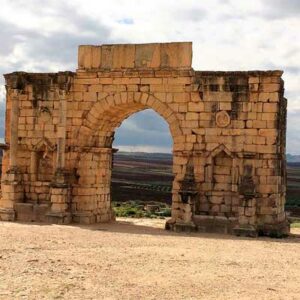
[0,42,289,236]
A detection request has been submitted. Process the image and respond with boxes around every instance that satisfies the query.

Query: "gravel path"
[0,218,299,300]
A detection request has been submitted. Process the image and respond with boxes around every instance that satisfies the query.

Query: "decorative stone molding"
[216,111,231,128]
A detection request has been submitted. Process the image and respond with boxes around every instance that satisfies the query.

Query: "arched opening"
[111,109,173,218]
[71,93,184,224]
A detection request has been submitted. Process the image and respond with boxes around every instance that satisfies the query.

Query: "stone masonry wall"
[0,42,289,237]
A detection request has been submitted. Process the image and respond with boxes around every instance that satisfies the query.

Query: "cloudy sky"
[0,0,299,153]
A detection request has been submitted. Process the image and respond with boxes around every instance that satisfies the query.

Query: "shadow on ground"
[8,218,300,244]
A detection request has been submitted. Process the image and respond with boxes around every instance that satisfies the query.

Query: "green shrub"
[291,222,300,228]
[112,200,171,218]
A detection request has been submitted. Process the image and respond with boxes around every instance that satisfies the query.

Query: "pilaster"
[0,89,23,221]
[46,87,71,224]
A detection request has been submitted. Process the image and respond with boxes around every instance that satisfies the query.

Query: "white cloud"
[114,109,172,150]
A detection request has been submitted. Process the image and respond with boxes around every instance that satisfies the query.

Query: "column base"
[193,215,238,234]
[72,212,95,224]
[257,221,290,238]
[233,224,258,238]
[165,219,197,233]
[14,203,50,222]
[0,208,16,221]
[45,212,72,224]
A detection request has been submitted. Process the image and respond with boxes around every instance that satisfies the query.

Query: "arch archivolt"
[75,92,184,148]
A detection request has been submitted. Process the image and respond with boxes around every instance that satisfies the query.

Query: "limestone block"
[249,77,260,84]
[75,78,99,85]
[259,92,278,102]
[113,77,140,84]
[199,203,209,212]
[96,93,108,103]
[188,102,204,112]
[51,194,67,204]
[261,83,280,92]
[253,136,266,145]
[96,78,111,85]
[242,103,252,112]
[259,206,276,215]
[220,205,230,213]
[219,102,231,111]
[91,46,102,69]
[51,203,68,212]
[167,77,192,85]
[135,43,161,68]
[249,83,259,92]
[160,42,192,68]
[245,207,256,217]
[78,45,90,69]
[231,120,245,129]
[112,44,135,69]
[263,103,278,113]
[266,120,277,129]
[257,145,276,154]
[83,92,97,102]
[155,70,174,77]
[72,118,82,126]
[266,136,277,145]
[214,183,231,191]
[89,85,103,93]
[186,134,197,143]
[266,176,279,185]
[200,112,212,121]
[186,112,198,120]
[103,85,117,93]
[79,42,192,70]
[205,135,220,143]
[257,184,278,194]
[269,93,280,102]
[181,120,198,128]
[252,120,267,129]
[211,205,220,213]
[140,85,150,92]
[141,78,162,85]
[214,175,231,184]
[190,92,201,102]
[210,196,223,204]
[205,128,221,136]
[150,84,185,93]
[127,85,139,92]
[169,103,179,112]
[261,113,277,121]
[259,129,277,137]
[101,45,113,69]
[250,92,259,102]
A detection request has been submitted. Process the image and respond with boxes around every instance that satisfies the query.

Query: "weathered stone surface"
[0,42,288,237]
[78,42,192,70]
[135,43,161,68]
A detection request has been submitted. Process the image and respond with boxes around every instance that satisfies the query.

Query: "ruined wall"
[0,42,289,236]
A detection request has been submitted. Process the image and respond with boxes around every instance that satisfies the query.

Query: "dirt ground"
[0,218,299,300]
